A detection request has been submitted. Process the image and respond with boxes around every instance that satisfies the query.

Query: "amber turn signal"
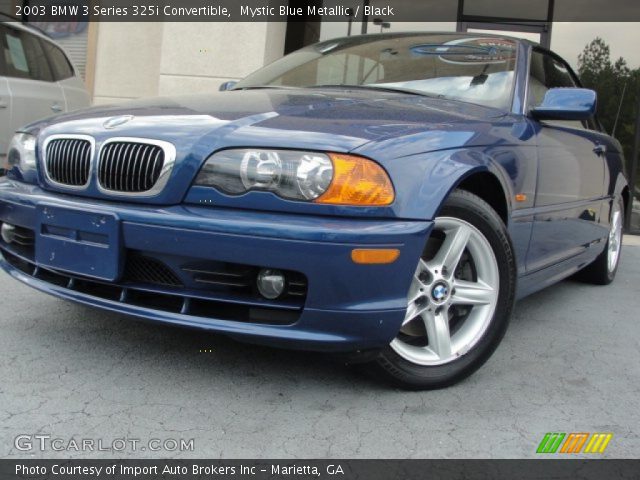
[315,153,395,206]
[351,248,400,264]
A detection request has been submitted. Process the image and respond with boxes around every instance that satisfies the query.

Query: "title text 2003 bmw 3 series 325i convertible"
[0,33,629,389]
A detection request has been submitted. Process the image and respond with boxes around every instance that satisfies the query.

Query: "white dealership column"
[90,22,287,104]
[156,22,287,96]
[92,22,163,104]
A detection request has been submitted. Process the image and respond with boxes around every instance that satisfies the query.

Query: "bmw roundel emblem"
[103,115,134,129]
[432,283,449,301]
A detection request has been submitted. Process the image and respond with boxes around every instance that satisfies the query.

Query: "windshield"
[234,33,518,110]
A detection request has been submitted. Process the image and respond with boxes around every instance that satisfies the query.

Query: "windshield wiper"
[309,84,445,98]
[233,85,301,91]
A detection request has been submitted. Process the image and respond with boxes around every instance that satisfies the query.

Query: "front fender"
[383,148,513,221]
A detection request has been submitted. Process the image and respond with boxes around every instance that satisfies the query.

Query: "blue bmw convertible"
[0,33,628,389]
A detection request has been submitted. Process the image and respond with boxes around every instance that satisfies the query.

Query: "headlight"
[194,149,394,206]
[8,133,37,173]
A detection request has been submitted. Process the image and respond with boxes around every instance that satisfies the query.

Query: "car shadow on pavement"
[52,303,387,392]
[20,244,636,394]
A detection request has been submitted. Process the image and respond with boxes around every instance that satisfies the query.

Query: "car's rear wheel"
[366,189,516,390]
[575,195,624,285]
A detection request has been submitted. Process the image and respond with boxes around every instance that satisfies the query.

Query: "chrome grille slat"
[71,140,80,185]
[106,143,119,190]
[44,137,92,187]
[135,144,144,192]
[62,140,70,184]
[153,150,163,185]
[136,146,147,191]
[66,140,74,184]
[49,141,58,181]
[138,145,147,191]
[81,142,91,186]
[55,141,62,183]
[115,143,124,191]
[145,149,158,191]
[106,143,115,191]
[126,145,133,192]
[75,140,84,186]
[67,140,74,185]
[124,143,134,191]
[128,144,140,192]
[114,143,125,191]
[57,140,64,184]
[97,138,172,195]
[114,144,124,192]
[50,141,58,182]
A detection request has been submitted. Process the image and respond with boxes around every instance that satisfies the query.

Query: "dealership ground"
[1,238,639,459]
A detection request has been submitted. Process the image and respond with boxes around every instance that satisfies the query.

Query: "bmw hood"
[26,88,506,204]
[32,88,505,154]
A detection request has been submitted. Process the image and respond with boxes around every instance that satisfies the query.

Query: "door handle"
[593,144,607,156]
[0,99,7,108]
[51,104,63,112]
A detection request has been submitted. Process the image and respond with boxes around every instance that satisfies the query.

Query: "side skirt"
[516,246,603,300]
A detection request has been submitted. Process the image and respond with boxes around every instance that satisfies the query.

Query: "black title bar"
[5,0,640,22]
[1,459,640,480]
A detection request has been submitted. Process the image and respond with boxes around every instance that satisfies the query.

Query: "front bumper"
[0,179,432,352]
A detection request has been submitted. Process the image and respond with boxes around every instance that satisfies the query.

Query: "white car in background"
[0,18,90,173]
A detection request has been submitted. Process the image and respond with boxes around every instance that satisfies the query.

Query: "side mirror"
[219,81,237,92]
[531,88,596,121]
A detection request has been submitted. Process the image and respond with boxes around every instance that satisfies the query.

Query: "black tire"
[574,195,624,285]
[364,189,517,390]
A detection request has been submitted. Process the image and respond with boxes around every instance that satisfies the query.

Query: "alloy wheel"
[607,200,623,273]
[391,217,500,366]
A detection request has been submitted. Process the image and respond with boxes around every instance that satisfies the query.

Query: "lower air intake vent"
[181,261,308,298]
[124,254,183,287]
[9,225,35,247]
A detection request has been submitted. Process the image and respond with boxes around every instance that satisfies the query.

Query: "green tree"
[578,37,612,77]
[578,38,639,184]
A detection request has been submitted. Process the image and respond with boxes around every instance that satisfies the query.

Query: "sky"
[551,23,640,69]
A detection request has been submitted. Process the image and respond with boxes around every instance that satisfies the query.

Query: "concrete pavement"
[0,240,638,459]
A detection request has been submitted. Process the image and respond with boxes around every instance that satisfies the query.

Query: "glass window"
[528,49,587,128]
[0,26,53,82]
[463,0,549,21]
[236,34,518,110]
[529,50,580,106]
[41,40,74,81]
[311,53,384,86]
[528,50,548,107]
[546,57,577,88]
[0,35,6,76]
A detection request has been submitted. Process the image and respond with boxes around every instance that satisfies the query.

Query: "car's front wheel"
[367,189,516,390]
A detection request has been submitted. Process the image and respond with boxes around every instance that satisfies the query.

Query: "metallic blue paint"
[531,88,598,121]
[0,34,629,352]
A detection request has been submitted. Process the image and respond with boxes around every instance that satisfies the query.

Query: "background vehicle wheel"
[574,195,624,285]
[366,189,516,390]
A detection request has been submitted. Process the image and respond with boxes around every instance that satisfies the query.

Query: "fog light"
[257,268,285,299]
[1,223,16,244]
